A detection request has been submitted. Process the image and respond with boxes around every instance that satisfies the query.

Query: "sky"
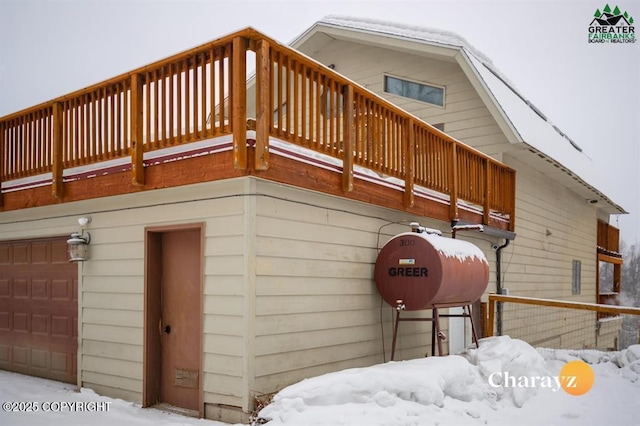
[1,0,639,243]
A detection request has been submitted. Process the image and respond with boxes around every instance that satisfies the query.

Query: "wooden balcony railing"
[0,28,515,230]
[596,220,622,310]
[597,220,620,255]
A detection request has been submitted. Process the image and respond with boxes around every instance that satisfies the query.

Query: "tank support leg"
[390,309,401,361]
[431,308,436,357]
[433,307,444,356]
[391,305,470,360]
[466,304,480,348]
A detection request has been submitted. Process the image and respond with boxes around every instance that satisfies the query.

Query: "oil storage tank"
[375,225,489,311]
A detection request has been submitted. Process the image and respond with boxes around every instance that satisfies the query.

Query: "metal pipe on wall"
[495,239,511,336]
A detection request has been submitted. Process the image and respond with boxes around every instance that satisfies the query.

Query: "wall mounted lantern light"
[68,217,91,262]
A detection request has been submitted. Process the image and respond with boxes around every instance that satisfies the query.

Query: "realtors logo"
[589,4,636,43]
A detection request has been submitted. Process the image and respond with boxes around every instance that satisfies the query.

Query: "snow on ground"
[2,336,639,426]
[258,336,640,426]
[0,371,240,426]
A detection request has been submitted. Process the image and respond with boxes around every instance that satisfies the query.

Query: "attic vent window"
[384,75,444,107]
[572,260,582,295]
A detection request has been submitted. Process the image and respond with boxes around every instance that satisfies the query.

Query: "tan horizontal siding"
[257,237,378,263]
[426,107,493,126]
[252,180,458,396]
[204,275,245,296]
[83,383,141,404]
[83,324,143,346]
[83,259,143,277]
[204,295,244,316]
[0,179,249,407]
[82,276,142,294]
[82,308,143,328]
[82,293,143,311]
[204,314,244,336]
[85,226,145,244]
[0,213,73,241]
[256,324,382,356]
[204,334,244,357]
[302,38,511,159]
[501,155,597,302]
[82,370,142,394]
[256,309,382,336]
[203,373,245,399]
[86,241,143,260]
[254,353,381,393]
[256,276,374,296]
[203,391,241,408]
[205,235,245,256]
[256,295,381,316]
[256,257,373,279]
[204,255,245,276]
[255,340,384,378]
[82,354,142,380]
[257,215,378,248]
[204,353,243,377]
[82,339,142,362]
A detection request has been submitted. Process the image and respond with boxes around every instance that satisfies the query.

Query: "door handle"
[164,324,171,334]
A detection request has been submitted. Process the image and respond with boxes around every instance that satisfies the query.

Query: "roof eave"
[454,50,523,145]
[291,20,460,60]
[455,50,626,215]
[292,18,627,216]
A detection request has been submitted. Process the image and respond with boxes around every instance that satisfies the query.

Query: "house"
[0,17,624,423]
[290,16,627,347]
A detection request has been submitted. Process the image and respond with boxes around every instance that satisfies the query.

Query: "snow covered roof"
[292,16,625,214]
[317,15,496,65]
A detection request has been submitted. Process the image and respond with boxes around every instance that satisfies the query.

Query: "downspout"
[450,221,515,336]
[495,239,510,336]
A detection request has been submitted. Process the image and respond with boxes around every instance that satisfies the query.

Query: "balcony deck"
[0,28,515,231]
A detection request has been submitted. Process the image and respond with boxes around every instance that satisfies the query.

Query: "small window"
[384,75,444,107]
[572,260,581,295]
[432,123,445,132]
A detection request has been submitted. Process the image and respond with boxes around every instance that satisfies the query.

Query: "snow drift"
[1,336,639,426]
[257,336,640,426]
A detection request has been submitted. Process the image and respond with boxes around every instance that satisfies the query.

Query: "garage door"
[0,237,78,384]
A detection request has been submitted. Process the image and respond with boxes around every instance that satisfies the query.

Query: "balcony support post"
[342,85,354,192]
[131,73,145,186]
[232,36,247,170]
[255,38,270,170]
[52,102,65,199]
[508,173,516,232]
[404,118,415,208]
[483,159,491,224]
[487,297,496,337]
[449,141,459,221]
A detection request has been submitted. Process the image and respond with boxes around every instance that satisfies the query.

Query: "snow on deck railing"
[0,27,515,229]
